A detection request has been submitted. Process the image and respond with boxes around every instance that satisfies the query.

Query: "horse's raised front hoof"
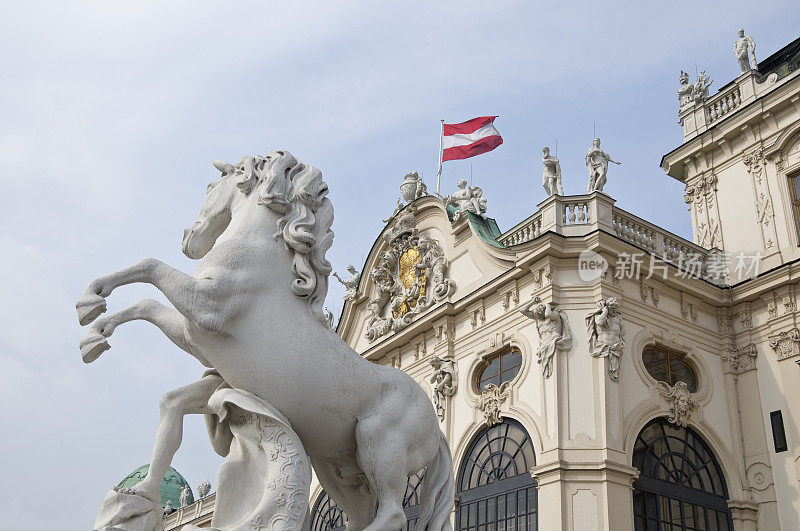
[76,292,106,326]
[80,331,110,363]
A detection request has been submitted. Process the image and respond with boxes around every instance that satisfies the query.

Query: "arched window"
[310,490,346,531]
[310,472,425,531]
[456,419,537,530]
[402,470,425,530]
[475,347,523,392]
[633,418,733,531]
[642,345,698,391]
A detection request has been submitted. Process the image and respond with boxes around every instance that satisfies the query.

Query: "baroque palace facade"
[165,35,800,530]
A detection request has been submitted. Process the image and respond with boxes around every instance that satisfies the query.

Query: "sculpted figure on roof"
[333,264,361,301]
[542,146,564,196]
[735,28,757,73]
[442,179,487,220]
[585,138,620,193]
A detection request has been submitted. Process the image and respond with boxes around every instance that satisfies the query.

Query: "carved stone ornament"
[429,355,458,422]
[400,171,428,202]
[768,328,800,360]
[683,173,722,249]
[657,381,699,427]
[333,264,361,301]
[478,381,510,426]
[365,208,455,342]
[521,296,573,379]
[677,70,713,109]
[442,179,488,221]
[585,298,625,381]
[728,343,758,373]
[197,480,211,499]
[743,148,778,253]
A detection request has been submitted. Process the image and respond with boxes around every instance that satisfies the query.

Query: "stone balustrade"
[497,213,542,246]
[705,86,741,123]
[497,192,717,282]
[165,492,216,530]
[562,199,590,225]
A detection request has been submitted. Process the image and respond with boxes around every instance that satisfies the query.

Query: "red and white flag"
[441,116,503,162]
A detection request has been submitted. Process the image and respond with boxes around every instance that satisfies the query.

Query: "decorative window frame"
[463,334,532,404]
[765,124,800,247]
[630,330,711,405]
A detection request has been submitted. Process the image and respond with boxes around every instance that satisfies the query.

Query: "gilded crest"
[365,208,454,342]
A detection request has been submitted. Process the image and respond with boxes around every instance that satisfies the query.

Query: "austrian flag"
[441,116,503,161]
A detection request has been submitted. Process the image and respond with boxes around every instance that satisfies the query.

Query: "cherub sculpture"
[521,296,572,378]
[442,179,488,220]
[585,297,625,380]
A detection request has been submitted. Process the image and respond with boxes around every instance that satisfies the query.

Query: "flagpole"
[436,119,444,195]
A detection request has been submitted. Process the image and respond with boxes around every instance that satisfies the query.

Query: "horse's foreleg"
[133,375,222,502]
[79,298,192,363]
[77,258,233,334]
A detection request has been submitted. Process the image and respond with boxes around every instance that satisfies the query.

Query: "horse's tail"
[417,432,455,531]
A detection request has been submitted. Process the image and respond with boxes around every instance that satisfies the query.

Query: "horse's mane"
[236,150,334,321]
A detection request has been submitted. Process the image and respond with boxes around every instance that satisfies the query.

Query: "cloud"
[1,1,797,528]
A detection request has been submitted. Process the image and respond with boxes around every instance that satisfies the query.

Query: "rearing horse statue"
[77,150,455,531]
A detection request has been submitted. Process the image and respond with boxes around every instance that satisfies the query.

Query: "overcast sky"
[1,2,797,528]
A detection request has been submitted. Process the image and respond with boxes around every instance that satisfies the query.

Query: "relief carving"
[478,381,511,426]
[657,381,699,427]
[684,173,722,249]
[364,209,455,342]
[729,343,758,373]
[429,355,457,422]
[586,298,625,381]
[768,328,800,360]
[743,148,779,253]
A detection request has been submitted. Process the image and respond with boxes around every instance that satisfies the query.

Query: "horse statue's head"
[183,150,334,320]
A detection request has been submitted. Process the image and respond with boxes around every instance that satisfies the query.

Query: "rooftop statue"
[333,264,361,301]
[383,171,427,223]
[78,150,455,531]
[197,481,211,499]
[585,137,620,193]
[735,28,757,73]
[693,70,713,103]
[678,70,713,108]
[677,71,694,107]
[179,484,191,508]
[400,171,428,202]
[442,179,487,220]
[541,146,564,196]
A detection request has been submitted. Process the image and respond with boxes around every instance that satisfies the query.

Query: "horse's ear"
[213,160,235,175]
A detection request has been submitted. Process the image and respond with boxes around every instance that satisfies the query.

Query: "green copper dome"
[117,464,194,509]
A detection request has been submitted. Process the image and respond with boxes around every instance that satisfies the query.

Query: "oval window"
[475,347,523,392]
[642,346,698,392]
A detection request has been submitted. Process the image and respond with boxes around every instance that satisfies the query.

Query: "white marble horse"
[77,150,455,530]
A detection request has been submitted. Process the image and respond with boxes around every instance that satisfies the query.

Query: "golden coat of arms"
[365,208,454,342]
